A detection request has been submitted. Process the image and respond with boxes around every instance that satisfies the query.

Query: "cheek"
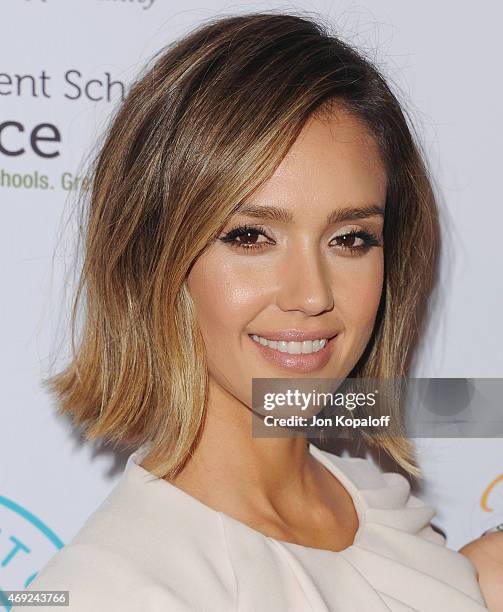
[186,254,259,351]
[336,253,384,343]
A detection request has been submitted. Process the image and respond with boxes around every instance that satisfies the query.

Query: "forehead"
[240,111,387,218]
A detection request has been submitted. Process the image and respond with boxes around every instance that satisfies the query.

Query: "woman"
[17,11,501,611]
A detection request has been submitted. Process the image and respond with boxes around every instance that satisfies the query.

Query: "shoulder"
[315,446,447,546]
[14,542,191,611]
[458,532,503,611]
[14,458,236,611]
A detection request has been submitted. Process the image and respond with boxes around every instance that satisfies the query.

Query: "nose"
[275,243,334,315]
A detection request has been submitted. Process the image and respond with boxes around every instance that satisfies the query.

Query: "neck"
[169,377,322,517]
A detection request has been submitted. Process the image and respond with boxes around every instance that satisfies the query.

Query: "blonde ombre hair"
[43,12,440,479]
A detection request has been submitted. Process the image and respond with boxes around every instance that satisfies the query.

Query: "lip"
[248,333,338,374]
[248,329,338,342]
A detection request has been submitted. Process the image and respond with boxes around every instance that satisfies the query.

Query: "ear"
[458,532,503,611]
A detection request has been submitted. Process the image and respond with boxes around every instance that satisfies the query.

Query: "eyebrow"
[235,203,385,225]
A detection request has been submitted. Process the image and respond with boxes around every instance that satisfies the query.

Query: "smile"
[248,333,337,374]
[250,334,328,354]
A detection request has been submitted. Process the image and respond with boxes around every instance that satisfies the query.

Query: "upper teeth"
[251,334,329,354]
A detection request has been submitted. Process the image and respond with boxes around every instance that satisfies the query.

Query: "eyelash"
[219,224,381,255]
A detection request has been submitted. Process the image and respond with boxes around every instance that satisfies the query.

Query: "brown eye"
[219,225,273,251]
[334,234,360,248]
[330,229,381,255]
[234,230,262,246]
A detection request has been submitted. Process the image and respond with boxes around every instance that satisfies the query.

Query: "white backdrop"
[2,0,502,601]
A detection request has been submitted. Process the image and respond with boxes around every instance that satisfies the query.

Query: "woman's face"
[187,110,387,408]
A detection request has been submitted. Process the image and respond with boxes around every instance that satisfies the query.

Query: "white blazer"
[15,443,488,611]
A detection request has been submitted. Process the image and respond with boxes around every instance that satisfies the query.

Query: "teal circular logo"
[0,496,63,611]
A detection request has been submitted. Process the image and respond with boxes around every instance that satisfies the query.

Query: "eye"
[330,229,381,255]
[219,225,273,251]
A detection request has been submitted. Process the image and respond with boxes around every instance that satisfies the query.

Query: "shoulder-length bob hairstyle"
[44,11,440,479]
